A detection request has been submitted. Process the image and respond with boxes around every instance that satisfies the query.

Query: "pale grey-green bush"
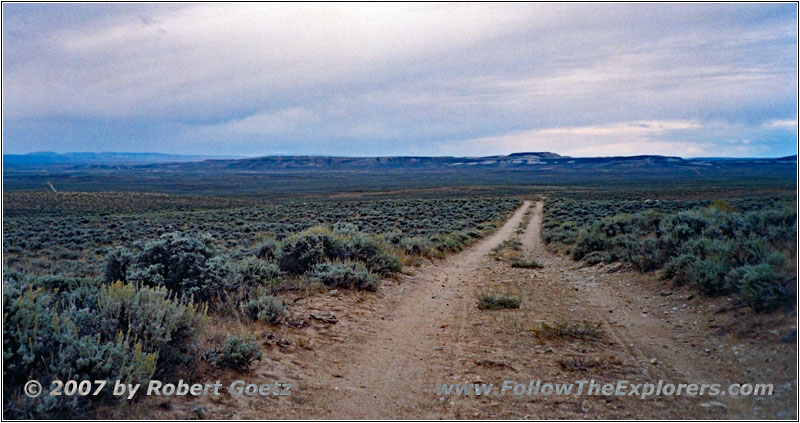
[308,260,379,291]
[240,295,286,323]
[205,336,262,371]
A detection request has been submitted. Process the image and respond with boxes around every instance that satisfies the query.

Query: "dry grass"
[532,321,605,341]
[510,258,543,269]
[557,355,621,372]
[477,293,521,310]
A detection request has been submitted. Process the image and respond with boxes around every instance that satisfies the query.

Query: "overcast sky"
[2,3,797,157]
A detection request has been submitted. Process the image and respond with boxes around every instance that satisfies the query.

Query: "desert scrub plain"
[541,195,796,311]
[2,188,797,419]
[2,191,518,418]
[3,193,517,277]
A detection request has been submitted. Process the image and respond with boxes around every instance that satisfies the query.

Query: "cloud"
[3,3,542,120]
[207,107,314,136]
[433,120,770,158]
[1,3,797,157]
[763,118,797,129]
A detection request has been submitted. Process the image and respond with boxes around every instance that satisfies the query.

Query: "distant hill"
[144,151,796,172]
[4,151,796,172]
[4,151,796,171]
[3,152,242,167]
[3,151,794,196]
[150,152,570,171]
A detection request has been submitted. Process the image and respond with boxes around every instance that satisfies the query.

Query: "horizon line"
[2,150,797,161]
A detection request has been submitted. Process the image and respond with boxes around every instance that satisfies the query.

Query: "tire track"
[304,200,532,418]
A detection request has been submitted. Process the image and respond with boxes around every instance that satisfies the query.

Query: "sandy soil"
[149,200,796,420]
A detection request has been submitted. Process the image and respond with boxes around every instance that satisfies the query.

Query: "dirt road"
[157,200,796,419]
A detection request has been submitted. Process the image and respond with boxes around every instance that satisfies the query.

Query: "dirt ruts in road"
[301,200,534,418]
[157,200,795,419]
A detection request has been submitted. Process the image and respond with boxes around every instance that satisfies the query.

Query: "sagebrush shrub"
[660,254,697,285]
[609,233,639,264]
[583,251,604,266]
[331,224,402,275]
[571,231,607,260]
[96,280,208,372]
[106,233,230,302]
[543,196,795,311]
[684,237,732,263]
[308,260,379,291]
[726,264,791,311]
[400,236,435,256]
[635,236,664,272]
[102,247,132,283]
[276,225,401,276]
[276,228,329,274]
[231,258,282,289]
[732,237,771,267]
[240,295,286,323]
[128,233,225,302]
[255,237,281,260]
[687,259,728,295]
[206,336,262,371]
[2,277,191,418]
[382,229,404,245]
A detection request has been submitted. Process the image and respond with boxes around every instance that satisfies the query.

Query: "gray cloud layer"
[2,3,797,157]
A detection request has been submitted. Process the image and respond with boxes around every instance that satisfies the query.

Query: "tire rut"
[306,200,532,418]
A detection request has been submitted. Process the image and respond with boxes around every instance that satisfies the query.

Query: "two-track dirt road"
[155,200,796,419]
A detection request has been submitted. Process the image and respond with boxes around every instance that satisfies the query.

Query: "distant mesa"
[3,151,241,167]
[506,152,564,159]
[3,151,795,173]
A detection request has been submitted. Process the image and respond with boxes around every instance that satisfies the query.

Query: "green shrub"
[662,222,696,242]
[121,232,228,302]
[231,258,282,289]
[400,236,435,256]
[276,227,335,274]
[543,196,795,311]
[596,213,648,237]
[635,236,665,272]
[205,336,262,371]
[583,251,604,266]
[732,237,771,267]
[726,264,791,311]
[102,247,132,283]
[3,278,171,419]
[254,238,281,260]
[609,233,639,264]
[430,233,465,253]
[361,250,403,276]
[670,210,711,234]
[201,255,236,300]
[660,254,697,285]
[511,258,543,269]
[331,224,402,275]
[504,239,523,251]
[96,281,208,372]
[240,295,286,323]
[308,261,379,291]
[382,229,404,245]
[477,294,520,310]
[685,237,732,263]
[274,225,402,276]
[572,231,607,260]
[687,259,728,295]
